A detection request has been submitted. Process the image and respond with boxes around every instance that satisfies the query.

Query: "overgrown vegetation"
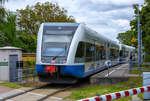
[0,81,46,88]
[0,82,21,88]
[0,2,76,52]
[68,77,143,101]
[23,61,36,68]
[117,0,150,59]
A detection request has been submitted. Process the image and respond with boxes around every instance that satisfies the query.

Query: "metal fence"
[15,61,37,83]
[129,61,150,76]
[105,60,150,77]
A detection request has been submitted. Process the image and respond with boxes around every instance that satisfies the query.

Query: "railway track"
[37,86,72,101]
[2,83,72,101]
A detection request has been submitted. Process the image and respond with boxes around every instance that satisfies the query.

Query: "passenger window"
[75,42,84,63]
[74,42,107,63]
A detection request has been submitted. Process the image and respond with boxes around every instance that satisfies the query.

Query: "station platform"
[90,63,130,85]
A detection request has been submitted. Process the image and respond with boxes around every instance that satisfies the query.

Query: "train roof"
[121,44,135,51]
[43,22,79,27]
[83,24,119,47]
[42,22,135,49]
[42,22,116,45]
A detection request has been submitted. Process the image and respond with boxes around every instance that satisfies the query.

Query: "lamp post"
[134,4,141,76]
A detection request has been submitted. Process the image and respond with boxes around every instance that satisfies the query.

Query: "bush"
[24,61,36,68]
[144,54,150,62]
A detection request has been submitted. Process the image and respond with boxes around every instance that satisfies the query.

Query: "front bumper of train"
[36,64,85,78]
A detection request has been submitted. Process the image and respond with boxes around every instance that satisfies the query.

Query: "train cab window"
[41,26,77,57]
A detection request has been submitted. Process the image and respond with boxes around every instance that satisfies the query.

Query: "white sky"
[4,0,144,41]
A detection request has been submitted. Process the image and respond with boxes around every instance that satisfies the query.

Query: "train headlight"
[51,60,56,64]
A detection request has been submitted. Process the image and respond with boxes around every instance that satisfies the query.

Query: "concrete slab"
[0,87,71,101]
[90,64,130,85]
[10,92,45,101]
[132,95,142,101]
[0,89,23,99]
[44,96,63,101]
[0,86,13,94]
[54,91,72,98]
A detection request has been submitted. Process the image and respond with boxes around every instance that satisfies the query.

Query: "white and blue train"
[36,23,135,83]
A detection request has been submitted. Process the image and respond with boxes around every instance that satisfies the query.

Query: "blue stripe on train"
[36,64,85,78]
[60,65,85,78]
[36,63,120,78]
[36,64,47,75]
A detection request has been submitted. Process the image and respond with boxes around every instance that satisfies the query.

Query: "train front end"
[36,23,79,83]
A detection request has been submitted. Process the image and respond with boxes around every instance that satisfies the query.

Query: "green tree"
[0,0,7,4]
[17,2,76,52]
[117,30,137,47]
[0,0,7,22]
[0,11,20,47]
[0,0,21,48]
[117,0,150,54]
[17,2,76,35]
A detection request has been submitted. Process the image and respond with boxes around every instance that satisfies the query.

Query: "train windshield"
[41,26,77,57]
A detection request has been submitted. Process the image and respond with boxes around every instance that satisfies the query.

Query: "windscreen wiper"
[52,44,67,60]
[52,50,65,60]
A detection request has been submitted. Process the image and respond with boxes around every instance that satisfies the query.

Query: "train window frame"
[41,26,78,62]
[74,42,85,63]
[74,41,107,63]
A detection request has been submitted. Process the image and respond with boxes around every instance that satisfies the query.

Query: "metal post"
[137,4,141,76]
[141,29,143,62]
[107,65,110,78]
[18,69,22,83]
[25,70,28,83]
[129,61,131,72]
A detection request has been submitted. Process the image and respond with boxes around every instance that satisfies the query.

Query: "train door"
[95,43,104,67]
[93,41,97,68]
[84,42,95,71]
[106,42,110,60]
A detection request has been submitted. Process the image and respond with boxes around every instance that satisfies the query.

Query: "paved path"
[92,63,129,78]
[0,86,13,94]
[90,63,130,84]
[132,95,142,101]
[0,84,145,101]
[0,86,71,101]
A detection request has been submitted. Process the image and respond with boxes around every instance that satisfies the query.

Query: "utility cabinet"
[0,46,22,82]
[143,72,150,100]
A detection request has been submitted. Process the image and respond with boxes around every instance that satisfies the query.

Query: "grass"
[130,70,140,74]
[0,82,21,89]
[138,93,143,100]
[130,66,150,75]
[67,77,143,101]
[129,53,150,75]
[0,80,46,89]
